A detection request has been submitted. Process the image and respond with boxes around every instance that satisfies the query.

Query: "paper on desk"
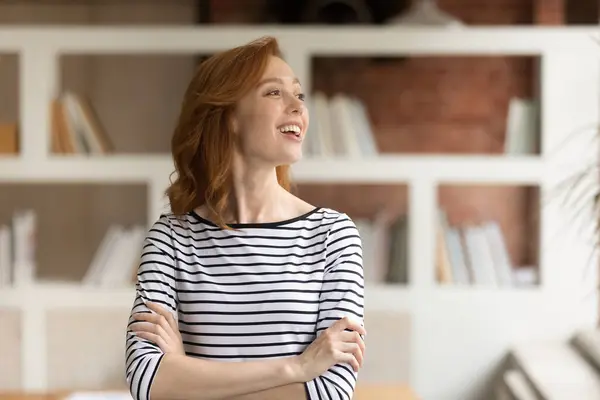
[64,392,132,400]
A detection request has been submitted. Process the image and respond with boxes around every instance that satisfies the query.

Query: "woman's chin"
[284,150,304,165]
[272,148,303,166]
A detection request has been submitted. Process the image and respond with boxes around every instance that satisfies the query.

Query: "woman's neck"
[229,179,284,224]
[215,159,284,224]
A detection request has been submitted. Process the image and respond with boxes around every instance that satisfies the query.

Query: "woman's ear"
[228,110,239,136]
[231,117,239,135]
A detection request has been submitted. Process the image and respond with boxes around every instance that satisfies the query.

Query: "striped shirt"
[125,207,365,400]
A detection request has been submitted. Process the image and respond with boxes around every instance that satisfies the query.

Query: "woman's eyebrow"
[257,77,301,86]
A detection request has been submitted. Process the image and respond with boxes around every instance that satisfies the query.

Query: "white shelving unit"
[1,26,599,400]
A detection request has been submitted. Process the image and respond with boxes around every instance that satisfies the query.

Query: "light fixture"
[387,0,463,27]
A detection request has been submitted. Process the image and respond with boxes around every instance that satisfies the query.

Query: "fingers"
[326,320,366,372]
[133,302,179,342]
[131,329,169,352]
[344,319,367,337]
[340,342,364,368]
[146,301,179,335]
[331,316,367,337]
[335,350,360,372]
[130,319,173,352]
[132,311,176,341]
[340,330,366,355]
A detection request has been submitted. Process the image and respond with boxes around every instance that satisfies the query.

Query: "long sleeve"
[304,213,365,400]
[125,214,179,400]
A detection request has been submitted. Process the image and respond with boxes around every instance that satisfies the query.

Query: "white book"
[0,225,11,287]
[12,210,36,287]
[462,225,497,286]
[329,94,362,157]
[482,221,514,286]
[99,226,145,287]
[70,93,105,154]
[355,219,375,283]
[61,92,89,153]
[445,227,470,285]
[98,229,130,287]
[501,369,539,400]
[514,266,538,286]
[312,92,335,157]
[349,97,378,156]
[370,210,394,284]
[303,99,319,157]
[112,225,146,286]
[83,225,123,285]
[504,97,537,155]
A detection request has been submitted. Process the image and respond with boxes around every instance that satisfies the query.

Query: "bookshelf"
[0,26,598,400]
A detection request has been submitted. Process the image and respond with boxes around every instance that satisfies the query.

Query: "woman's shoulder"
[317,207,357,228]
[146,211,214,240]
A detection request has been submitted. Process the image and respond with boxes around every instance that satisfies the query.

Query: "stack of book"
[495,329,600,399]
[0,209,36,287]
[50,91,114,155]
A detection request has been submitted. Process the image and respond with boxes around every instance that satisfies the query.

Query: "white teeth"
[279,124,301,134]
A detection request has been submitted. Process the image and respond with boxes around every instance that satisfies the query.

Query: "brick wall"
[208,0,559,270]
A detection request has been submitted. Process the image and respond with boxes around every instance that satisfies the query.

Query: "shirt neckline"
[189,206,322,229]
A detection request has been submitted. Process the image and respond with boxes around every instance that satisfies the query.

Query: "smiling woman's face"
[230,55,310,167]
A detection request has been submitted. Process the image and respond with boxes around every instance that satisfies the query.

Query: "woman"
[125,35,366,400]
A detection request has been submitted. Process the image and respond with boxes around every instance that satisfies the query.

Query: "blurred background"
[2,0,600,399]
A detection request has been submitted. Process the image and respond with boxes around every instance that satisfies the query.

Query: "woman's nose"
[288,96,304,115]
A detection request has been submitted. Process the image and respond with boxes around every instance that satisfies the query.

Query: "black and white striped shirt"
[125,207,365,400]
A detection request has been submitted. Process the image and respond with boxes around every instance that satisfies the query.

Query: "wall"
[209,0,545,269]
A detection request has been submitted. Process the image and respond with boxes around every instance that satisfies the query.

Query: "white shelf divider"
[0,25,598,400]
[19,46,57,161]
[0,155,545,183]
[1,26,599,54]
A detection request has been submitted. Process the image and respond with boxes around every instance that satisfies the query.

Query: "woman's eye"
[268,89,280,96]
[297,93,306,101]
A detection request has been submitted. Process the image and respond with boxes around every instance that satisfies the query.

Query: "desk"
[1,386,419,400]
[355,385,419,399]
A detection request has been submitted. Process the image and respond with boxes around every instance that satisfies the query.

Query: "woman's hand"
[130,301,185,356]
[292,316,366,382]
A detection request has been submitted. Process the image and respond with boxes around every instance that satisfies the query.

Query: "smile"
[278,124,302,140]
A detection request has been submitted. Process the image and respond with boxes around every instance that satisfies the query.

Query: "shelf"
[0,51,19,158]
[435,184,540,287]
[0,20,597,399]
[1,283,136,308]
[293,156,544,183]
[1,26,598,54]
[0,282,544,311]
[0,182,148,283]
[0,154,545,183]
[365,284,412,311]
[0,155,173,182]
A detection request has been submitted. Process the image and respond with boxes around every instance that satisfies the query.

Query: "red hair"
[165,36,292,228]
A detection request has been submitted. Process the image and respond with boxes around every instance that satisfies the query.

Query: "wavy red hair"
[165,36,292,228]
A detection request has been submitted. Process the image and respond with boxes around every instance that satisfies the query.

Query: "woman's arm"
[150,353,301,400]
[223,383,307,400]
[211,214,367,400]
[302,213,366,400]
[126,216,302,400]
[127,215,365,400]
[133,301,365,400]
[131,301,304,400]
